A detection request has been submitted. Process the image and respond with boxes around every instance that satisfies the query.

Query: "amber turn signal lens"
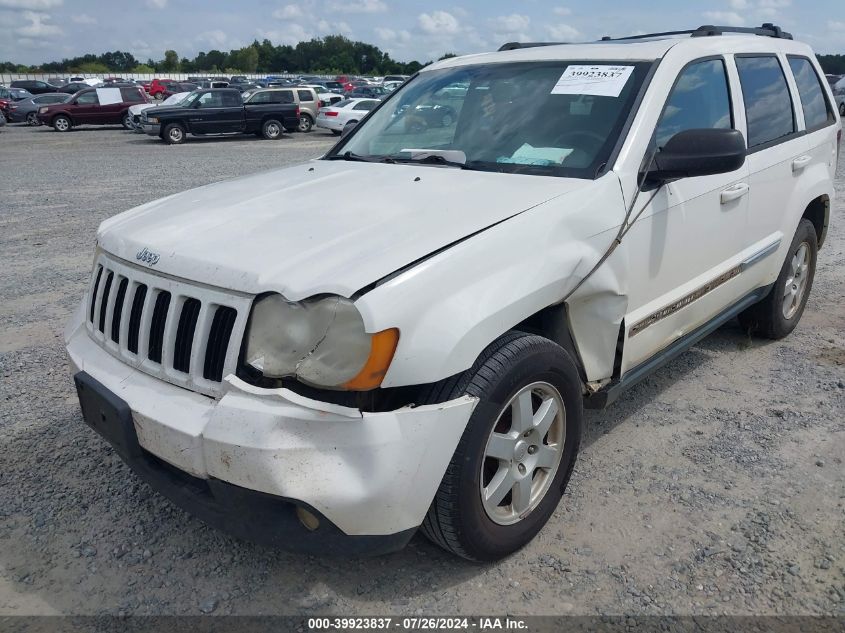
[342,328,400,391]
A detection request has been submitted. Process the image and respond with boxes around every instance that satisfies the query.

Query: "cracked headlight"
[244,294,399,390]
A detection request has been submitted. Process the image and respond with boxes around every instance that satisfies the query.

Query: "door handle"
[720,183,749,204]
[792,155,812,172]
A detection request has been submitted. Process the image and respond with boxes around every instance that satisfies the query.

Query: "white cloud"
[488,14,531,34]
[728,0,749,8]
[553,7,572,16]
[546,23,580,41]
[0,0,61,9]
[15,11,60,37]
[702,11,745,26]
[272,4,303,19]
[196,29,228,47]
[758,0,790,7]
[326,0,386,13]
[375,26,411,44]
[316,19,352,34]
[257,22,313,45]
[418,10,460,36]
[146,0,167,8]
[71,13,96,25]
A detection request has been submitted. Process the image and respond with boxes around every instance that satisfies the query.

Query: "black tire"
[52,114,71,132]
[163,123,186,145]
[26,112,38,126]
[331,129,342,136]
[297,113,313,133]
[121,112,132,130]
[261,119,283,140]
[418,331,583,561]
[840,102,845,117]
[738,218,817,339]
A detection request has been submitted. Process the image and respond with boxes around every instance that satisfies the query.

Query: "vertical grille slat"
[97,272,114,333]
[147,291,171,364]
[110,278,129,343]
[85,254,246,396]
[89,266,103,323]
[173,298,201,373]
[127,284,147,354]
[204,306,238,382]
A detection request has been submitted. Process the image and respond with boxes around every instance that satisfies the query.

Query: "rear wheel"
[419,332,583,561]
[26,112,38,126]
[297,113,313,133]
[840,102,845,117]
[738,218,817,339]
[154,92,163,100]
[163,123,186,145]
[52,115,71,132]
[261,119,283,140]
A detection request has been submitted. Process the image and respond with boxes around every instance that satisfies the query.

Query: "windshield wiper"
[328,151,390,163]
[388,154,468,169]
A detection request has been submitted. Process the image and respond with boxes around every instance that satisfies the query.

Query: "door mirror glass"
[648,128,746,182]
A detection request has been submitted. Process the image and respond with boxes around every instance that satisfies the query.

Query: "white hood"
[97,160,590,299]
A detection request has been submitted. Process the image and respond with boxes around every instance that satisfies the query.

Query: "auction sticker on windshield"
[551,65,635,97]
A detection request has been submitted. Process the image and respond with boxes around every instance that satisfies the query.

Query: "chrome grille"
[86,253,251,397]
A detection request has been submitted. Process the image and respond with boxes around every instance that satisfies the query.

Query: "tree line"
[0,35,430,76]
[1,36,842,76]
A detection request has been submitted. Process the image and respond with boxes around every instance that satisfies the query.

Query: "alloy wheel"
[480,381,565,525]
[782,242,811,320]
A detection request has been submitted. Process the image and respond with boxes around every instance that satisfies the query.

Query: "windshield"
[162,92,189,106]
[332,60,652,178]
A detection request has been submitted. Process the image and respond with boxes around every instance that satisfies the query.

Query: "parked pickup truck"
[142,88,300,144]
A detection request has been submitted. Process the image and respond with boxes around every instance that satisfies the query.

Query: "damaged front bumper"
[65,302,477,554]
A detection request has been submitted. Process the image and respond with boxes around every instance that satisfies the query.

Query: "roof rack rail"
[498,42,568,52]
[599,23,792,42]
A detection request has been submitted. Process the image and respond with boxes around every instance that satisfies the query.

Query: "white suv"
[66,24,840,561]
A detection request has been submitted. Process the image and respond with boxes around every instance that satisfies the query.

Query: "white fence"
[0,72,331,84]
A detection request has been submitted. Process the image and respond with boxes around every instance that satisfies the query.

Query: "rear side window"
[656,59,732,147]
[787,56,834,131]
[735,56,795,148]
[120,88,145,103]
[355,100,378,112]
[297,90,315,102]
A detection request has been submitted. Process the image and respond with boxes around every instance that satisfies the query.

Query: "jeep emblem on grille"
[136,247,160,266]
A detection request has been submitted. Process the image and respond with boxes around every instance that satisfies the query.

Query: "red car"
[148,78,180,100]
[36,86,148,131]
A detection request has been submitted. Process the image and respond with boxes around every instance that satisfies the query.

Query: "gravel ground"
[0,123,843,618]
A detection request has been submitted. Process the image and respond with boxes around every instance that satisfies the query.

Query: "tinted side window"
[76,92,99,105]
[735,56,795,148]
[788,56,833,131]
[656,59,732,147]
[121,88,145,103]
[222,92,242,106]
[297,90,314,102]
[356,100,377,112]
[248,92,271,104]
[197,92,224,108]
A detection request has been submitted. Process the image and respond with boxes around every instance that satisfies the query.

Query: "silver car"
[7,93,69,125]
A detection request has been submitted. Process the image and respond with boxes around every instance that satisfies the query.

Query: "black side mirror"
[648,128,746,183]
[341,120,358,139]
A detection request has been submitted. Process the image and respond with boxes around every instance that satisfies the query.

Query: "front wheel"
[261,119,283,140]
[297,114,313,133]
[738,218,818,339]
[163,123,186,145]
[26,112,39,126]
[121,112,132,130]
[840,102,845,117]
[419,332,583,561]
[52,115,71,132]
[154,92,163,101]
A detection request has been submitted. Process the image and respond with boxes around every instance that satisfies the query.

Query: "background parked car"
[37,85,148,131]
[243,86,319,132]
[160,82,197,98]
[148,78,181,99]
[57,81,95,94]
[315,98,380,135]
[6,93,69,125]
[128,91,191,132]
[10,79,55,95]
[0,86,33,101]
[347,85,391,99]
